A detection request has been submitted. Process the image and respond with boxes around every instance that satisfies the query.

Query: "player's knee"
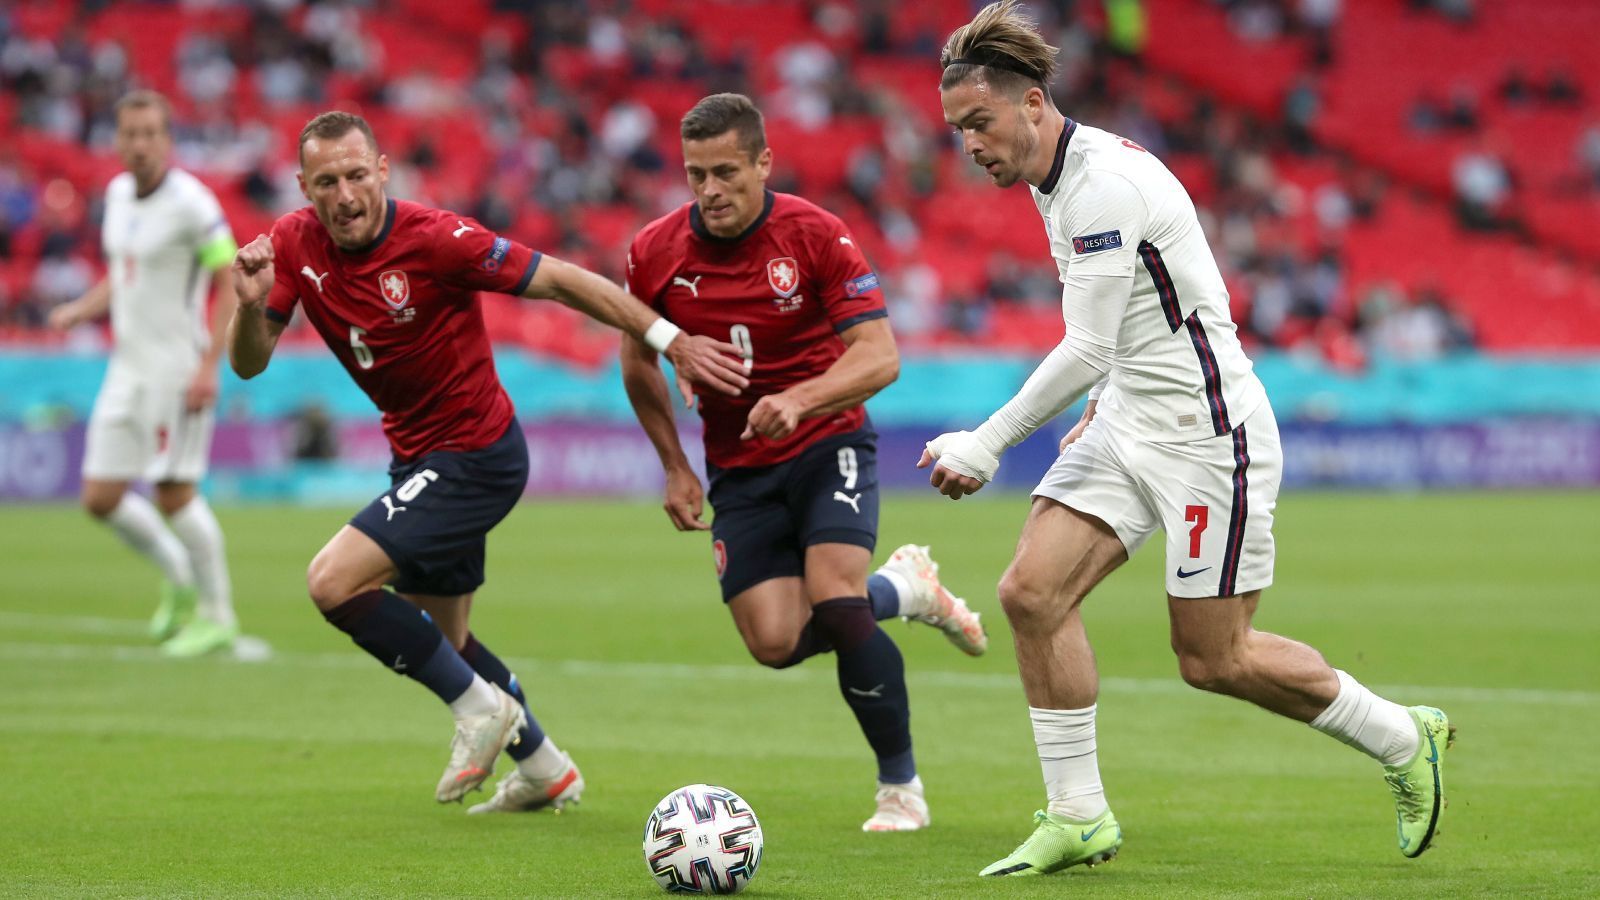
[745,633,800,669]
[305,554,354,611]
[81,486,122,519]
[996,569,1056,629]
[1175,650,1241,695]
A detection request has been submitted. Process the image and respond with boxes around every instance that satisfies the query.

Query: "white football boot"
[880,544,988,656]
[436,686,525,803]
[468,750,585,814]
[863,776,931,832]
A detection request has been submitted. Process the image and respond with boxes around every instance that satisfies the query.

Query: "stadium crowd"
[11,0,1586,366]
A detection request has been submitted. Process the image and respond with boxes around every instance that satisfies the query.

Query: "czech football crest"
[713,539,728,579]
[766,257,799,299]
[379,270,411,309]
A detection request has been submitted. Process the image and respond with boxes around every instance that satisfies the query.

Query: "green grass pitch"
[3,492,1597,897]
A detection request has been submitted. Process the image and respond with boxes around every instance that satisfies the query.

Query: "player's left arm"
[187,227,240,411]
[741,317,898,441]
[921,172,1146,499]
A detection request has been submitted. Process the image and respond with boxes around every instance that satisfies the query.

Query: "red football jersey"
[265,198,540,461]
[627,190,888,468]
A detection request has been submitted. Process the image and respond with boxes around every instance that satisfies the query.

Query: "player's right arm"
[226,234,288,379]
[46,278,111,330]
[1059,379,1107,451]
[620,333,708,531]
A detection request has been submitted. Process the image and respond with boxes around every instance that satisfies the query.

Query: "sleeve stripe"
[513,252,542,295]
[264,307,290,324]
[833,308,888,334]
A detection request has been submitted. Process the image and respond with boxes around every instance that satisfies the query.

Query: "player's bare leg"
[1167,592,1454,857]
[309,526,523,802]
[153,480,238,656]
[982,498,1127,876]
[729,576,813,667]
[81,477,197,641]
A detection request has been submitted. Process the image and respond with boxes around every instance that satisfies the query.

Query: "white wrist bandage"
[644,318,682,353]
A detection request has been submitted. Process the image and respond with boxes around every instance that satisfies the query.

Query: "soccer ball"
[642,784,764,894]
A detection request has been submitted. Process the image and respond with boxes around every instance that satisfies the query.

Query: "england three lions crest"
[767,257,799,299]
[379,270,411,309]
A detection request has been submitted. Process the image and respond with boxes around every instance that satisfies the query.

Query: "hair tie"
[943,55,1042,82]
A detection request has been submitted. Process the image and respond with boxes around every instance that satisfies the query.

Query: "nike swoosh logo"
[1176,566,1211,578]
[1424,734,1439,765]
[1081,822,1106,842]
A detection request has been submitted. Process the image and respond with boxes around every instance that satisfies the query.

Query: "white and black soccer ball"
[642,784,763,894]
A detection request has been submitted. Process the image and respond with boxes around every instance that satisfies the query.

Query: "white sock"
[875,567,916,617]
[1031,705,1109,821]
[1308,669,1420,766]
[104,492,194,588]
[448,675,500,719]
[517,736,570,781]
[167,496,236,628]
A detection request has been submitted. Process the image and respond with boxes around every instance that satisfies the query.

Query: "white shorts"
[1033,403,1282,599]
[82,377,215,483]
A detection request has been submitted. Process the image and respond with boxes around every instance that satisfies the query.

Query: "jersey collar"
[134,168,170,200]
[1036,118,1078,196]
[689,189,775,244]
[340,197,398,255]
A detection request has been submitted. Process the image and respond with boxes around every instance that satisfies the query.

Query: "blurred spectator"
[1281,75,1320,155]
[292,404,340,461]
[1357,283,1475,359]
[1452,144,1514,230]
[1578,124,1600,190]
[1297,0,1340,68]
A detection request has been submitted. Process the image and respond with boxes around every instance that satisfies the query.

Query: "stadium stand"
[3,0,1598,362]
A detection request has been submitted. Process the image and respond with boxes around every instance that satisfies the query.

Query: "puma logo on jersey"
[839,236,854,246]
[452,220,475,238]
[833,491,861,514]
[380,495,407,521]
[673,275,703,298]
[301,266,329,292]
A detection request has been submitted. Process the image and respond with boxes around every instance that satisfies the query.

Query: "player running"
[228,111,749,810]
[48,90,242,657]
[921,1,1454,875]
[620,93,987,833]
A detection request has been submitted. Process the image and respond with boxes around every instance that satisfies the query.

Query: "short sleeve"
[1060,171,1147,278]
[814,222,887,334]
[264,227,300,325]
[624,235,663,312]
[187,182,237,271]
[433,213,541,296]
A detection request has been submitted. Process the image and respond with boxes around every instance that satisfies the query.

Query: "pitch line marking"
[1,624,1595,709]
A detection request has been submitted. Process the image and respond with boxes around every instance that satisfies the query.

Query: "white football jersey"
[1032,122,1266,442]
[101,169,233,383]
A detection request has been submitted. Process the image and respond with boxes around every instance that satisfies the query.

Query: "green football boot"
[160,619,238,658]
[979,809,1121,877]
[148,581,197,642]
[1385,706,1456,858]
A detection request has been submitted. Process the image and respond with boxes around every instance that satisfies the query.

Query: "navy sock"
[810,596,916,784]
[774,620,832,669]
[459,633,548,761]
[867,573,900,620]
[321,589,475,705]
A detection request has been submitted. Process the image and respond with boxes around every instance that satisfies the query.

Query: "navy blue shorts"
[706,427,879,602]
[349,419,529,596]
